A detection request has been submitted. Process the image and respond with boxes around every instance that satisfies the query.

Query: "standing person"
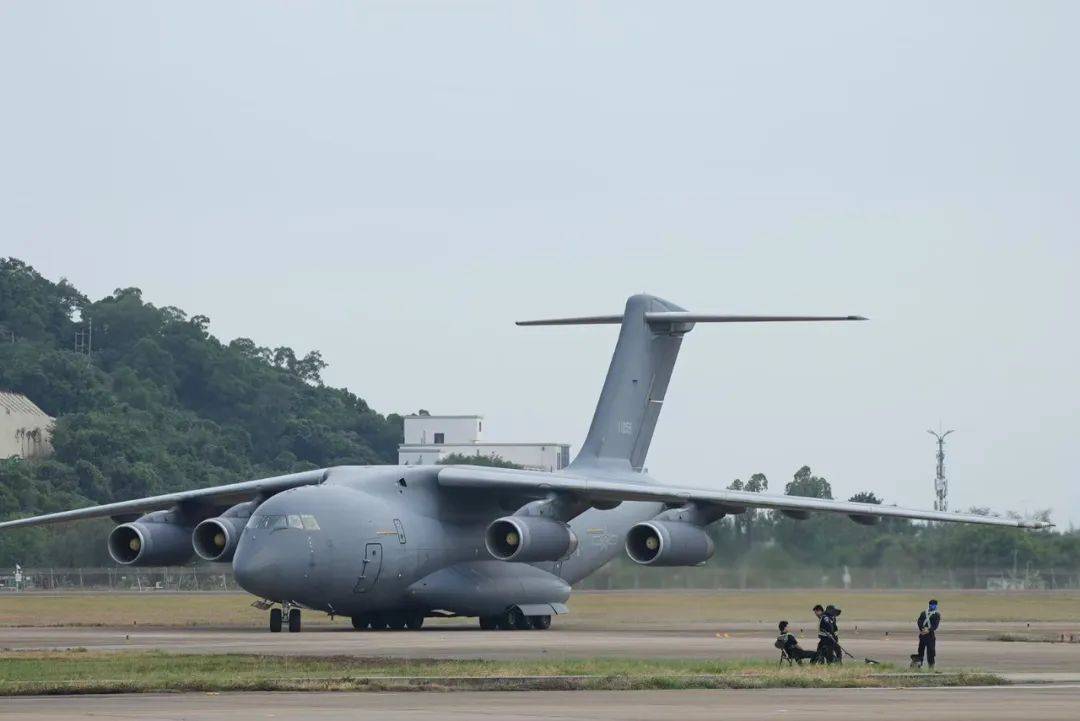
[825,604,843,663]
[912,599,942,669]
[813,604,839,664]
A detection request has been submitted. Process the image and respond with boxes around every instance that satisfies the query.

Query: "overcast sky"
[2,2,1077,526]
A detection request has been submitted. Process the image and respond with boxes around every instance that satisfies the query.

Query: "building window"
[433,432,444,445]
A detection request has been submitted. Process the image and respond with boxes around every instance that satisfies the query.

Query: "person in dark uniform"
[824,604,843,663]
[813,604,840,664]
[912,599,941,668]
[777,620,818,662]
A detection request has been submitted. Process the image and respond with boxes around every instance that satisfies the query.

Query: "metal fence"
[2,563,1078,592]
[0,566,235,592]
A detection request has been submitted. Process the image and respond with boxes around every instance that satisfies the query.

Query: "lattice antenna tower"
[74,318,93,356]
[927,427,954,512]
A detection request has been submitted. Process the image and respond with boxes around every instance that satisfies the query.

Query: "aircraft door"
[353,543,383,593]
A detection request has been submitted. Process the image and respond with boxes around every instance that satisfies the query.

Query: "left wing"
[0,469,328,530]
[437,466,1052,529]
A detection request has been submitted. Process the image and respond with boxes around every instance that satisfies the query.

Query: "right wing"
[0,469,328,530]
[438,466,1052,529]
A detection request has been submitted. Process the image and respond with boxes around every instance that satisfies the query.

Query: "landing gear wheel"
[530,615,552,630]
[288,608,302,633]
[479,615,499,630]
[351,614,370,630]
[405,613,425,630]
[386,613,407,631]
[369,614,388,631]
[269,608,283,633]
[509,608,531,631]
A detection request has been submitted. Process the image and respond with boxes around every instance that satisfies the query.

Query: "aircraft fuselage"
[232,465,663,617]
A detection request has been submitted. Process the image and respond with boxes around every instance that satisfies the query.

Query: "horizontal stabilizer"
[645,312,867,323]
[516,315,623,326]
[517,312,866,326]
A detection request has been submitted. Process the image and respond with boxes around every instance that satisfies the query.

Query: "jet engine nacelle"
[192,502,255,562]
[625,520,715,566]
[485,515,579,562]
[107,510,193,566]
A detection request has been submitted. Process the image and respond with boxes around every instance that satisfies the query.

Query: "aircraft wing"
[437,466,1051,529]
[0,469,328,530]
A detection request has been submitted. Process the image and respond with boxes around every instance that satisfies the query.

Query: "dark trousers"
[817,637,840,664]
[917,634,936,667]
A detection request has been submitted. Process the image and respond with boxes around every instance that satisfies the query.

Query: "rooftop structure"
[398,412,570,472]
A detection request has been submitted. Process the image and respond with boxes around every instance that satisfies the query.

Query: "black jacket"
[818,614,838,640]
[779,632,802,652]
[917,609,941,637]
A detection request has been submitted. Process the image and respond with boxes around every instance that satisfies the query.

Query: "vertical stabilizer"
[570,294,687,471]
[516,296,865,474]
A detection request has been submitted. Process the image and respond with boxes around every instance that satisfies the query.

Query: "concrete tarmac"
[2,686,1079,720]
[3,622,1080,673]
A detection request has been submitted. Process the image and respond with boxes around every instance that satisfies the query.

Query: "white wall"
[0,394,54,460]
[402,415,482,445]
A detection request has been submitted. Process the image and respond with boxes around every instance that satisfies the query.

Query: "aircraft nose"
[232,528,283,599]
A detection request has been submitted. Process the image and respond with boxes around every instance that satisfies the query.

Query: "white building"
[398,413,570,472]
[0,391,54,460]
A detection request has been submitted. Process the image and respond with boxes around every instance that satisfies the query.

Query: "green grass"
[3,589,1079,628]
[0,651,1004,695]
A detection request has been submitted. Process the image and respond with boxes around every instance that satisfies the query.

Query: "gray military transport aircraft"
[0,295,1051,633]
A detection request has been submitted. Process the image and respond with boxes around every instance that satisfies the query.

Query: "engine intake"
[107,510,193,566]
[485,516,578,562]
[192,502,254,562]
[625,520,715,566]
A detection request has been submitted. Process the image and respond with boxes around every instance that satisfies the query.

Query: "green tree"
[0,259,403,566]
[438,453,524,469]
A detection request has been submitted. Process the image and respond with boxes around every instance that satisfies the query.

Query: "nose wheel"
[269,604,302,632]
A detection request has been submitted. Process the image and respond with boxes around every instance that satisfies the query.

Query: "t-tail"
[517,294,866,473]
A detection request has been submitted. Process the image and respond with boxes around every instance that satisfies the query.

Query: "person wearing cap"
[912,599,942,669]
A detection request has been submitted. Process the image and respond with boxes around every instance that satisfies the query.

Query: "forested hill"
[0,258,403,533]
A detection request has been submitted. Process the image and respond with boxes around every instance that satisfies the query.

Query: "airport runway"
[2,686,1079,720]
[3,622,1080,674]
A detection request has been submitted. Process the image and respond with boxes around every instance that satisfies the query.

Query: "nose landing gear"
[268,603,302,632]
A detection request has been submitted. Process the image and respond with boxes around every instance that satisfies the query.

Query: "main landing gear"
[478,608,551,631]
[269,603,302,632]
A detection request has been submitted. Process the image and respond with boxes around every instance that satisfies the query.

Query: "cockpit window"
[248,513,320,531]
[248,514,286,530]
